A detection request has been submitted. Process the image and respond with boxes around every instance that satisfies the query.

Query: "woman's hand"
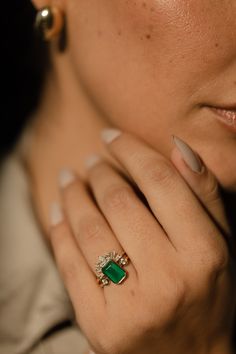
[49,129,236,354]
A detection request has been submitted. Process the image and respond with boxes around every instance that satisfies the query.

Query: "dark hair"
[1,1,48,159]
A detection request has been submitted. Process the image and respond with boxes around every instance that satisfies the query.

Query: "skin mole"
[130,289,136,297]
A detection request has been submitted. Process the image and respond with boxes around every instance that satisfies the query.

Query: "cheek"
[67,0,236,152]
[67,0,174,136]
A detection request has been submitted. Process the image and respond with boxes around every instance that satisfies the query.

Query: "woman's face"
[66,0,236,190]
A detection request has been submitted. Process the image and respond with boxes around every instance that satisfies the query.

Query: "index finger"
[100,129,228,257]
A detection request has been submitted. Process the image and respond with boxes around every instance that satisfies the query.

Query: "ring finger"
[84,156,174,277]
[58,169,137,289]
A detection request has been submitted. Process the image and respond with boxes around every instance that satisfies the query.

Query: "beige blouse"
[0,148,89,354]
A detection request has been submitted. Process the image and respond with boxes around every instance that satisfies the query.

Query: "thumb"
[170,135,234,254]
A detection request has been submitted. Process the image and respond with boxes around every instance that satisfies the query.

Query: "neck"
[18,54,114,236]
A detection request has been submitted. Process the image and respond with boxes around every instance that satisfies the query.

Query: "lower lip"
[208,107,236,133]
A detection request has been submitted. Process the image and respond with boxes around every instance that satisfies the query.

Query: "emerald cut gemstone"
[102,261,127,284]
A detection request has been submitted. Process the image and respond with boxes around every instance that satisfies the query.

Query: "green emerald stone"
[102,261,127,284]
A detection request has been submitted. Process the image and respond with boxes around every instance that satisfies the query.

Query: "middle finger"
[86,157,175,273]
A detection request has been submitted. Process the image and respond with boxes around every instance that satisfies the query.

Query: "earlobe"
[31,0,66,9]
[30,0,49,10]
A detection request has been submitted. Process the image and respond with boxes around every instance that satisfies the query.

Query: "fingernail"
[101,128,122,144]
[50,202,64,226]
[172,135,204,174]
[88,351,96,354]
[85,154,102,169]
[59,169,76,188]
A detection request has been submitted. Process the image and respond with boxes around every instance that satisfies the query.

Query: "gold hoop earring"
[35,6,64,41]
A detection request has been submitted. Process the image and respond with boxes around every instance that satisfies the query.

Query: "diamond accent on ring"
[101,277,109,286]
[120,258,128,266]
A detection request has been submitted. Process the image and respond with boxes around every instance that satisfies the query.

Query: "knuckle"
[143,158,176,188]
[79,215,105,242]
[203,173,221,205]
[103,184,134,211]
[197,236,230,275]
[207,244,230,274]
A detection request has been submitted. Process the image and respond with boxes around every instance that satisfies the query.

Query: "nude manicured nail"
[85,154,102,169]
[59,169,76,188]
[172,135,204,174]
[50,202,64,226]
[101,128,122,144]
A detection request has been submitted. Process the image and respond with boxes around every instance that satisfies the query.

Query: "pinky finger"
[49,202,106,325]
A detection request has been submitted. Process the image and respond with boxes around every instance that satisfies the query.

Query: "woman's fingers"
[49,204,105,322]
[58,170,138,287]
[85,157,174,274]
[100,129,229,260]
[170,136,231,236]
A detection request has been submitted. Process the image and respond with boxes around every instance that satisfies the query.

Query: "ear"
[30,0,49,10]
[30,0,65,10]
